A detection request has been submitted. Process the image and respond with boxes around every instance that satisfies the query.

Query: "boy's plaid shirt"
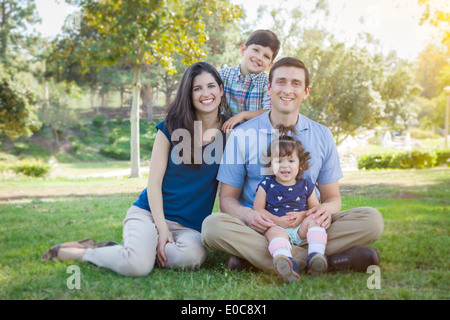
[219,65,272,115]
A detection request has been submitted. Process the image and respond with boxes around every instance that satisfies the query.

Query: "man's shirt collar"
[258,110,309,133]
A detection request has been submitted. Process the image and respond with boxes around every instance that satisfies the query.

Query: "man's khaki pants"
[82,205,207,277]
[201,207,384,273]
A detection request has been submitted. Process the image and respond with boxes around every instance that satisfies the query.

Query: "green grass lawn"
[0,168,448,300]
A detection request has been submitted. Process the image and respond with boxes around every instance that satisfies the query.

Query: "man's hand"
[304,181,342,229]
[243,210,276,234]
[305,205,332,229]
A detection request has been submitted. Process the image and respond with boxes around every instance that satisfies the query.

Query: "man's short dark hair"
[245,30,281,61]
[268,57,310,88]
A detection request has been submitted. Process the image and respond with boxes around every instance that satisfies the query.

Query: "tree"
[297,40,385,144]
[0,0,40,67]
[418,0,450,44]
[0,1,43,140]
[0,63,41,140]
[417,0,450,92]
[380,64,421,131]
[152,6,245,114]
[415,43,449,99]
[414,0,450,134]
[65,0,242,177]
[256,2,421,143]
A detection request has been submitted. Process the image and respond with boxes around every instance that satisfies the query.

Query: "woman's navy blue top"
[133,120,224,232]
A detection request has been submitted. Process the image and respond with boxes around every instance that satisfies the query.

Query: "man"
[202,57,383,278]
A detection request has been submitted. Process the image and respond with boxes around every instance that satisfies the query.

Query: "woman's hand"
[156,229,174,268]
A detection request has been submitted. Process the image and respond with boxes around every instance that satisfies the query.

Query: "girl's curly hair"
[265,124,310,177]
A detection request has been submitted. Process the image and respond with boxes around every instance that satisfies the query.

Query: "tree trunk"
[100,90,105,108]
[120,86,125,108]
[90,88,96,109]
[165,90,171,110]
[51,126,60,147]
[130,64,141,178]
[44,82,50,110]
[140,84,153,121]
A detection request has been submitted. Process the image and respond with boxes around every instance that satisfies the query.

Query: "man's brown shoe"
[226,255,256,271]
[327,245,380,272]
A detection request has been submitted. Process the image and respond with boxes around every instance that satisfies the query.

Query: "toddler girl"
[253,125,328,283]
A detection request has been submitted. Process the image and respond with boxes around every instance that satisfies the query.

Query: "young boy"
[220,30,280,131]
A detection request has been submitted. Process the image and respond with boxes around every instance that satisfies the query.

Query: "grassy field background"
[0,166,448,300]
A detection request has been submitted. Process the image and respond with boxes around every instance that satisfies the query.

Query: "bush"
[115,116,124,125]
[389,149,436,169]
[10,161,51,177]
[435,149,450,167]
[99,145,129,160]
[0,152,17,162]
[358,148,450,170]
[80,126,89,137]
[0,161,8,172]
[357,153,391,170]
[92,115,106,128]
[140,138,154,151]
[12,142,29,154]
[405,128,440,139]
[108,128,121,144]
[12,142,52,160]
[70,139,83,153]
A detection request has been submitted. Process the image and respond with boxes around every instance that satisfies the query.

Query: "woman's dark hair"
[266,124,310,177]
[165,61,231,165]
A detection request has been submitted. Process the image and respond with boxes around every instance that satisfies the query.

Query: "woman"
[43,62,231,276]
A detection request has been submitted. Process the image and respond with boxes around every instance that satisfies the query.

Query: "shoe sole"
[273,256,301,284]
[307,254,328,275]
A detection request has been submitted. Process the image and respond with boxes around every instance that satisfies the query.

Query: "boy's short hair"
[268,57,310,89]
[245,30,280,61]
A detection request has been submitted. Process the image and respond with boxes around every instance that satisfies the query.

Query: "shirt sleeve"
[262,80,272,110]
[257,176,271,192]
[305,179,315,198]
[218,68,225,80]
[155,120,171,142]
[316,127,343,185]
[217,130,246,188]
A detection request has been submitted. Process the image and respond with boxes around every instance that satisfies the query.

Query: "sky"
[33,0,437,61]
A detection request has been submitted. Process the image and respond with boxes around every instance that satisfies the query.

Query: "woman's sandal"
[42,238,118,261]
[93,241,119,248]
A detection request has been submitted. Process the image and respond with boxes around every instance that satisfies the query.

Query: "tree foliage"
[0,0,41,67]
[0,0,42,140]
[418,0,450,44]
[297,40,385,144]
[415,43,449,99]
[257,2,421,143]
[55,0,242,177]
[0,64,41,140]
[68,0,242,73]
